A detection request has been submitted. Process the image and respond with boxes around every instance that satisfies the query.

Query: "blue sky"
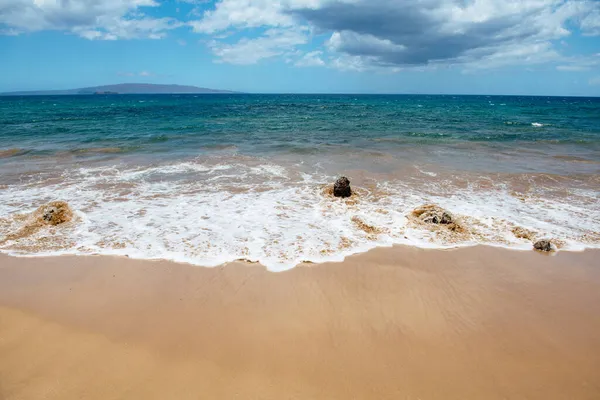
[1,0,599,95]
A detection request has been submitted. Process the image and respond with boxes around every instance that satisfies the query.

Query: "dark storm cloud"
[288,0,571,67]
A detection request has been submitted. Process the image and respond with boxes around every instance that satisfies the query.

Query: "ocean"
[1,94,599,271]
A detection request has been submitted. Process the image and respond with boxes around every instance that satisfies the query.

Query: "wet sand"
[1,246,600,399]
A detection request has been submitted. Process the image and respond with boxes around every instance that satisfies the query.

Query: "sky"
[1,0,600,95]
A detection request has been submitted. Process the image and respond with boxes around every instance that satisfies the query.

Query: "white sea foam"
[0,160,598,271]
[532,122,544,127]
[415,166,437,177]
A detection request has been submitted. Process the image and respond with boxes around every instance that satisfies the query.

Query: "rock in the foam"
[410,204,463,233]
[0,201,74,245]
[533,239,555,252]
[333,176,352,198]
[412,204,453,225]
[35,201,73,226]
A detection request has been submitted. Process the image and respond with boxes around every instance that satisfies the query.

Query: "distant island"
[0,83,237,96]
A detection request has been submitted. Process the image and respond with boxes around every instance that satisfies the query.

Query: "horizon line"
[1,92,599,98]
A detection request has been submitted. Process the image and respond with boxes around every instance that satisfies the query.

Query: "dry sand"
[1,246,599,399]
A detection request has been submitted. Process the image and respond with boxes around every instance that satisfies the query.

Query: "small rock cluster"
[328,176,559,254]
[411,204,453,225]
[410,204,463,232]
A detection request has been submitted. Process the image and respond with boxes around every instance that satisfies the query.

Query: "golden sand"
[1,247,600,399]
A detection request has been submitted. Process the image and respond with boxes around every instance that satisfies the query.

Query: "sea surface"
[1,94,599,270]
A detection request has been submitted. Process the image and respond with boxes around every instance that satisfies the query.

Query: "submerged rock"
[0,201,74,245]
[533,239,554,252]
[412,204,453,225]
[333,176,352,198]
[409,204,463,233]
[36,201,73,226]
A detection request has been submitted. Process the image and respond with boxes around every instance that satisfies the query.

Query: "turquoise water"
[1,94,599,270]
[2,94,600,156]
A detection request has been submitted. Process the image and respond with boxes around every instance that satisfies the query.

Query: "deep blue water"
[1,94,599,158]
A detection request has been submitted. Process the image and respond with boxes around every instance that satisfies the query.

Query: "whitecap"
[415,166,437,177]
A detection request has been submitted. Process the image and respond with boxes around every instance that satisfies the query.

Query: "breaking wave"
[0,159,598,271]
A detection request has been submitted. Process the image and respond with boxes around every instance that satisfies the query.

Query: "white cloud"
[328,54,372,72]
[0,0,181,39]
[188,0,320,63]
[294,0,594,69]
[327,31,406,56]
[460,41,561,70]
[189,0,295,34]
[189,0,600,70]
[295,50,324,67]
[556,53,600,71]
[3,0,599,71]
[177,0,212,3]
[208,27,308,64]
[0,27,20,36]
[557,65,589,71]
[580,9,600,36]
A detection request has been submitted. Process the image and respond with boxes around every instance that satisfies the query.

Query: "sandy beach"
[3,0,600,398]
[1,246,599,399]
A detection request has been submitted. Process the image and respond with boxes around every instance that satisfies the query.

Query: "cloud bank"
[0,0,180,39]
[191,0,600,69]
[1,0,599,71]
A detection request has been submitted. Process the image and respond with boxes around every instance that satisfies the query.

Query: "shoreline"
[1,246,600,399]
[0,241,598,272]
[2,150,598,272]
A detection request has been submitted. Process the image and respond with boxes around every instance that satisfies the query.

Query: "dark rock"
[333,176,352,198]
[533,240,554,252]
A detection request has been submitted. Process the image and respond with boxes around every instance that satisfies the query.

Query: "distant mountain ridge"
[1,83,236,96]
